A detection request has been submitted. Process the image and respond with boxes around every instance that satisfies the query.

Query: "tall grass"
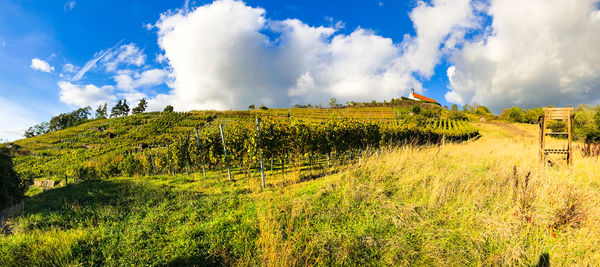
[1,122,599,265]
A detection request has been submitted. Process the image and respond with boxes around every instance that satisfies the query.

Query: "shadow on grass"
[533,253,550,267]
[12,178,259,266]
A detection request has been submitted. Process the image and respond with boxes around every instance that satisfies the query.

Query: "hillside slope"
[1,121,598,265]
[8,103,451,179]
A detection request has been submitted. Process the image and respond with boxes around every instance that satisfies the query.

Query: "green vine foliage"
[9,110,479,182]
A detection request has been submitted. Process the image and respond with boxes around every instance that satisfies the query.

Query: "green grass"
[2,175,259,266]
[2,116,598,266]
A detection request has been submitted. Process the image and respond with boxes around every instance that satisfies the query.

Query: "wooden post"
[256,118,266,189]
[219,124,233,181]
[568,112,573,166]
[185,162,190,177]
[540,109,547,163]
[150,149,155,175]
[194,129,207,179]
[358,149,363,167]
[167,143,174,175]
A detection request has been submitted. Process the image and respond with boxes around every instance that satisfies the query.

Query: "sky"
[1,0,600,141]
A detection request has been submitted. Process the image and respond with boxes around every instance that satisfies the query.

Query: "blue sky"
[1,0,600,140]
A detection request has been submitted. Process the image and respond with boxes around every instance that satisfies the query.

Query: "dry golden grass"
[3,121,598,266]
[251,121,600,265]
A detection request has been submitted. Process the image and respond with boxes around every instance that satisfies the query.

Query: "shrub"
[74,165,100,181]
[448,111,468,121]
[0,147,26,208]
[119,154,142,177]
[547,120,566,133]
[410,105,421,114]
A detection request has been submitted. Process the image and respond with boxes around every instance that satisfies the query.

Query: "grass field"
[1,121,599,266]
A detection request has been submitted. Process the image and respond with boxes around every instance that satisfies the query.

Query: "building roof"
[412,92,437,103]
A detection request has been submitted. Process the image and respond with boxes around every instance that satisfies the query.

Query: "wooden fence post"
[194,128,207,179]
[219,124,233,181]
[256,118,266,189]
[150,149,155,175]
[166,143,175,175]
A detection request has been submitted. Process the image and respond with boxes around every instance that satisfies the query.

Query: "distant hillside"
[5,102,466,180]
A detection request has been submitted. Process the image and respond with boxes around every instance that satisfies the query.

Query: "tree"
[248,104,256,110]
[0,147,26,209]
[259,105,268,110]
[96,103,108,119]
[24,122,49,138]
[111,99,130,117]
[329,98,342,108]
[111,100,123,118]
[163,105,174,113]
[132,98,148,114]
[451,104,459,111]
[121,100,130,116]
[508,107,524,123]
[49,106,91,131]
[462,104,474,113]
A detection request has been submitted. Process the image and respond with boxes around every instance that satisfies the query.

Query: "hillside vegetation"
[1,120,599,265]
[8,102,478,182]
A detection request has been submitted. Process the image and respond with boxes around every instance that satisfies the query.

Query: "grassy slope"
[2,121,599,266]
[9,104,439,179]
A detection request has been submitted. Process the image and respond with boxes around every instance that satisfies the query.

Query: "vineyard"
[8,105,478,185]
[3,121,599,266]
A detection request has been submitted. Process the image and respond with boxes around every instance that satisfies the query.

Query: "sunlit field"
[2,121,598,266]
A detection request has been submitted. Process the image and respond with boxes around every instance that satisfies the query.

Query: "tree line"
[24,98,175,138]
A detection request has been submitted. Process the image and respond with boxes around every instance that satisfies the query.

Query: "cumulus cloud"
[58,81,116,107]
[445,0,600,112]
[402,0,475,78]
[151,0,470,110]
[30,58,54,72]
[114,68,169,91]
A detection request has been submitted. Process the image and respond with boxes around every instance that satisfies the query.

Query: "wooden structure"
[539,107,573,166]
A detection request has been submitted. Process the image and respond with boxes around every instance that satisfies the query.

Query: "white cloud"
[114,68,168,91]
[58,81,116,107]
[72,40,123,81]
[64,1,76,12]
[62,63,78,73]
[445,0,600,112]
[151,0,471,110]
[401,0,475,78]
[101,43,146,72]
[30,58,54,73]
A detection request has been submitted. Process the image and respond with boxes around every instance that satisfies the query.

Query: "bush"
[410,105,421,114]
[0,147,26,209]
[119,154,142,177]
[74,165,100,181]
[547,120,566,133]
[448,111,468,121]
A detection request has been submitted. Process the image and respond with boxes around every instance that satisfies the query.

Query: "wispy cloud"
[64,1,76,12]
[71,40,123,81]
